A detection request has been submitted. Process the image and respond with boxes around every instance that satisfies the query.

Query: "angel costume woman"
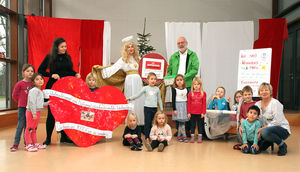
[100,42,145,126]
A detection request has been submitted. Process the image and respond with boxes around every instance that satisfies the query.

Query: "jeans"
[261,126,290,145]
[144,107,157,139]
[13,107,27,144]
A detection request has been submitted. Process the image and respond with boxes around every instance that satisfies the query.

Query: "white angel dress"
[102,57,145,125]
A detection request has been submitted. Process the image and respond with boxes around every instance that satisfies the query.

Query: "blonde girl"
[187,77,207,143]
[208,86,229,110]
[122,113,143,151]
[86,72,99,92]
[10,64,35,151]
[172,74,189,142]
[145,111,172,152]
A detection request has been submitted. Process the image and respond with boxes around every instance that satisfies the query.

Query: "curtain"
[253,18,288,98]
[201,21,254,100]
[103,21,111,66]
[27,15,104,82]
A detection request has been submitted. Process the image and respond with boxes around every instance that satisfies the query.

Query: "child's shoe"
[25,144,38,152]
[158,143,164,152]
[130,143,137,151]
[177,136,183,142]
[145,142,153,151]
[277,142,287,156]
[136,143,143,151]
[190,135,195,143]
[197,134,202,143]
[10,144,19,152]
[34,143,47,149]
[182,137,188,143]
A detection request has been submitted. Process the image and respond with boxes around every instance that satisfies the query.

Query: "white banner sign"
[142,58,165,79]
[237,48,272,97]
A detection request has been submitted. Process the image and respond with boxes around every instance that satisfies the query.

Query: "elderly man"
[167,37,199,88]
[167,37,199,137]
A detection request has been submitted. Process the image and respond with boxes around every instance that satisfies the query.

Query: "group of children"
[10,64,279,155]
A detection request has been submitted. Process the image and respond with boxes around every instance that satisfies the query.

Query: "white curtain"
[201,21,254,101]
[103,21,111,66]
[164,22,201,102]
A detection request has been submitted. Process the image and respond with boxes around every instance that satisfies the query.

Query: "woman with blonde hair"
[101,41,145,128]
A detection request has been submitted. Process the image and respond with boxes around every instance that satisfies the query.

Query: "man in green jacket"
[167,37,199,137]
[167,37,199,88]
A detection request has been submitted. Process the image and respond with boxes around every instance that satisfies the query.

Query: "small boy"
[240,105,261,154]
[126,72,163,142]
[86,72,99,92]
[239,85,256,122]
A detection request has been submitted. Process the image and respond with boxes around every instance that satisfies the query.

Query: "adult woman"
[38,37,80,145]
[255,82,290,156]
[101,41,145,127]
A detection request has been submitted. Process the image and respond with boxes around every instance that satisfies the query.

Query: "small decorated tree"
[137,18,155,57]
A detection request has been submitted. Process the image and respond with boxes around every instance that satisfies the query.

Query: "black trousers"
[45,106,69,142]
[144,107,157,139]
[151,140,168,149]
[190,114,204,135]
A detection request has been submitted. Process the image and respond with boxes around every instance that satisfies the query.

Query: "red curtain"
[253,18,288,98]
[27,15,104,84]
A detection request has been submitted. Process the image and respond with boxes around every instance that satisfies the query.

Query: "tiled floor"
[0,124,299,172]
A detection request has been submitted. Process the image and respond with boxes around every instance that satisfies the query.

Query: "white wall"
[53,0,272,63]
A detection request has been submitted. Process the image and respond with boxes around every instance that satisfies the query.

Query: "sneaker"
[136,143,143,151]
[25,144,38,152]
[190,136,195,143]
[177,136,183,142]
[145,142,153,151]
[130,144,137,150]
[197,135,203,143]
[182,137,188,143]
[158,143,164,152]
[277,143,287,156]
[34,143,47,149]
[10,144,19,152]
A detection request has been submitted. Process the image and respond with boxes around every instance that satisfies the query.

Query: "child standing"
[187,77,206,143]
[122,113,143,151]
[172,74,189,142]
[126,72,163,142]
[10,64,34,151]
[208,86,229,110]
[240,105,261,154]
[86,72,99,92]
[25,73,49,152]
[145,111,172,152]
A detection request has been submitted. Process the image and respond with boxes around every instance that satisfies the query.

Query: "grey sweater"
[26,87,48,115]
[129,85,163,110]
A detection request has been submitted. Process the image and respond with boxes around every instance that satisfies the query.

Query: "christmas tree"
[137,18,155,57]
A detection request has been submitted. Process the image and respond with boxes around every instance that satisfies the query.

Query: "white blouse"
[102,57,139,79]
[255,98,291,134]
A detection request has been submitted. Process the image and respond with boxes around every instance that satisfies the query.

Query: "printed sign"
[142,58,165,79]
[237,48,272,97]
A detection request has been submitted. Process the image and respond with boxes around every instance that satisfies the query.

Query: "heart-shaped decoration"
[46,76,128,147]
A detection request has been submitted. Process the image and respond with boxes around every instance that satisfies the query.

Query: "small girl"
[10,64,34,151]
[187,77,206,143]
[122,113,143,151]
[86,72,99,92]
[25,73,49,152]
[228,90,242,111]
[172,74,189,142]
[145,111,172,152]
[126,72,163,142]
[208,86,230,110]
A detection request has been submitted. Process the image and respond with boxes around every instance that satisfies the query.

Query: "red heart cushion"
[48,76,128,147]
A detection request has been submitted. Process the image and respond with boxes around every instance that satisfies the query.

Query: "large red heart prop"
[48,76,128,147]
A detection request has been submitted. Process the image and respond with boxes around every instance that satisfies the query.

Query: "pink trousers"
[25,110,40,145]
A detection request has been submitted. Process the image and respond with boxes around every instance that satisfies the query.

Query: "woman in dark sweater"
[38,37,80,145]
